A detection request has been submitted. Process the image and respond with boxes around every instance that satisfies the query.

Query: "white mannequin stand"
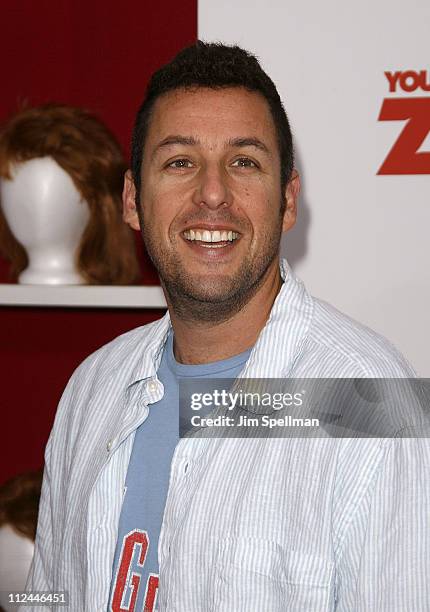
[0,157,90,284]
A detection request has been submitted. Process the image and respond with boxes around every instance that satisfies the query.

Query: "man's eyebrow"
[227,137,271,155]
[151,135,271,159]
[152,135,199,159]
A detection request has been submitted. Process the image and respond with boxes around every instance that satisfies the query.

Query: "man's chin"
[171,280,238,304]
[164,277,252,322]
[160,264,270,321]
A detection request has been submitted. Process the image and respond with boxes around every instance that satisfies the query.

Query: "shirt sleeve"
[335,436,430,611]
[24,441,54,592]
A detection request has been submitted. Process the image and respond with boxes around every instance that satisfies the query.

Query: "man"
[27,42,429,611]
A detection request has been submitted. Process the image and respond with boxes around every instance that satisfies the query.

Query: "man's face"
[124,86,298,319]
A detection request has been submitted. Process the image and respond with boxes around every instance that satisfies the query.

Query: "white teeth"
[183,229,239,243]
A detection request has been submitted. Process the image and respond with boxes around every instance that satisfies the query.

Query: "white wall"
[199,0,430,375]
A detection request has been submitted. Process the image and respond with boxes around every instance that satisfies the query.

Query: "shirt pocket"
[212,537,334,612]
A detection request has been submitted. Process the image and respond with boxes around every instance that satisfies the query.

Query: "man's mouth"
[182,228,240,249]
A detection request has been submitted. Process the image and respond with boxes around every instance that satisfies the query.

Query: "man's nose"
[192,165,233,210]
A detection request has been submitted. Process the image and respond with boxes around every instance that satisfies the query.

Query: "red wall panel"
[2,0,197,154]
[1,307,166,483]
[0,0,196,484]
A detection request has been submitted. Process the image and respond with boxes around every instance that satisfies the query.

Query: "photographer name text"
[191,414,320,429]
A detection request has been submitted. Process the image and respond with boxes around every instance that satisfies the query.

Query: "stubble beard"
[142,218,283,324]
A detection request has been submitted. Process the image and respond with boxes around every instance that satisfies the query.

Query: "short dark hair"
[131,41,294,202]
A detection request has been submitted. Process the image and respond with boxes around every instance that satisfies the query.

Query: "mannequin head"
[0,104,140,284]
[1,157,91,283]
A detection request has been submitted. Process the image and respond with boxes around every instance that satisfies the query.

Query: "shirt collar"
[121,310,172,388]
[239,259,314,378]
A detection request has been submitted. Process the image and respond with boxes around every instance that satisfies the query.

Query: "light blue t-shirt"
[108,331,251,612]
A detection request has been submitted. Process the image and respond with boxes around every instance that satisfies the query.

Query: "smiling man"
[27,42,430,611]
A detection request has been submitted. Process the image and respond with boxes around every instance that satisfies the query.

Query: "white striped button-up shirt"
[26,260,430,611]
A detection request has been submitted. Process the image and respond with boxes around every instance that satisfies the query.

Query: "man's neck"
[168,267,283,365]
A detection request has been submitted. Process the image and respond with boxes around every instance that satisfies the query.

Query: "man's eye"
[167,159,193,169]
[232,158,258,168]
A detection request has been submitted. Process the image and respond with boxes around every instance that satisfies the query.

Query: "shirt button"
[106,439,113,452]
[147,380,158,393]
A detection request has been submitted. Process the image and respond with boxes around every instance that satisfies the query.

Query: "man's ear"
[282,169,300,232]
[122,170,141,231]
